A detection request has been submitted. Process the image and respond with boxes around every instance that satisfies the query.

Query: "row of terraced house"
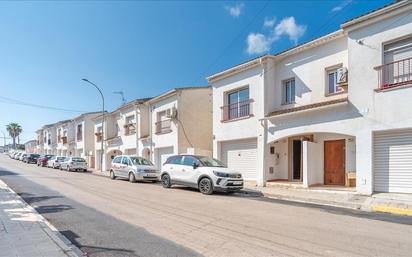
[36,1,412,195]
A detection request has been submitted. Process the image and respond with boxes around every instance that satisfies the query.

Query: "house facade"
[145,87,213,169]
[93,99,151,171]
[208,0,412,195]
[72,112,101,167]
[55,119,75,157]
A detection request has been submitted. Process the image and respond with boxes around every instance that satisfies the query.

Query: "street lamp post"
[82,79,105,173]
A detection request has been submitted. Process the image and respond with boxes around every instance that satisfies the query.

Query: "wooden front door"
[324,140,345,185]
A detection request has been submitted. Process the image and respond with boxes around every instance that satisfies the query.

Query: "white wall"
[347,8,412,194]
[270,35,348,112]
[303,141,323,186]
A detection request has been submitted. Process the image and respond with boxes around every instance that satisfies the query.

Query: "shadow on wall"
[267,101,362,136]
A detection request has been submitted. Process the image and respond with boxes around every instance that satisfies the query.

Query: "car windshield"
[130,157,154,166]
[45,155,54,159]
[199,157,226,167]
[57,157,66,161]
[31,154,40,158]
[72,158,85,162]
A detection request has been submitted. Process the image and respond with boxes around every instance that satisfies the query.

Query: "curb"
[372,205,412,216]
[1,180,83,257]
[260,192,363,210]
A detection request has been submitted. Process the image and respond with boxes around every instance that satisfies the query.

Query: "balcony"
[95,132,103,142]
[124,123,136,135]
[375,57,412,90]
[221,99,254,122]
[155,119,172,134]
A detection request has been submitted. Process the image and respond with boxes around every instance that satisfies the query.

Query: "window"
[121,157,129,165]
[377,36,412,89]
[283,79,295,104]
[226,87,250,120]
[155,110,172,134]
[182,156,198,166]
[327,69,343,94]
[77,124,83,141]
[113,156,122,164]
[125,115,136,135]
[168,156,183,165]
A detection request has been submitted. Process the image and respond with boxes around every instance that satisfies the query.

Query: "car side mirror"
[192,162,199,169]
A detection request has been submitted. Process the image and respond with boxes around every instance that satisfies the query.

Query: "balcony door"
[228,88,249,120]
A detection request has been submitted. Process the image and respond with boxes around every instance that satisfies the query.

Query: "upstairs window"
[283,78,295,104]
[327,68,343,95]
[224,87,250,120]
[377,36,412,89]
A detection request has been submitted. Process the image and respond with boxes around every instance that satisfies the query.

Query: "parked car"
[60,157,88,172]
[47,156,66,169]
[110,155,159,183]
[19,153,27,161]
[160,155,243,195]
[24,153,41,164]
[37,154,54,167]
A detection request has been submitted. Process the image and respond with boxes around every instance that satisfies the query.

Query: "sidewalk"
[88,168,412,217]
[0,179,80,257]
[244,185,412,216]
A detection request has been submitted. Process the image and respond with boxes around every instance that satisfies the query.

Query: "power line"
[0,96,90,113]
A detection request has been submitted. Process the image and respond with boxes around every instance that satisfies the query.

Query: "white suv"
[161,155,243,195]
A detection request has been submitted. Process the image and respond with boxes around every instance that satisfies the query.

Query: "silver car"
[60,157,88,172]
[47,156,66,169]
[110,155,159,183]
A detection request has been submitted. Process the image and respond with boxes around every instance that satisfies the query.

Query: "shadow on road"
[61,230,137,257]
[0,169,20,177]
[18,192,63,204]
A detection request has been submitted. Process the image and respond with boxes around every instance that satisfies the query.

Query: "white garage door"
[373,129,412,193]
[221,138,257,180]
[155,146,174,169]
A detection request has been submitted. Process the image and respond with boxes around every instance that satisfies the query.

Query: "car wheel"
[129,173,136,183]
[110,170,116,179]
[161,174,171,188]
[198,178,214,195]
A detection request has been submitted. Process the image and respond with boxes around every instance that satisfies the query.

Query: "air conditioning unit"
[337,67,348,84]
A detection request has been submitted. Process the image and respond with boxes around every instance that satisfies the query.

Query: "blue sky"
[0,0,392,143]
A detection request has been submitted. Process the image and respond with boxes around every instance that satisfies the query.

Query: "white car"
[47,156,66,169]
[60,157,88,172]
[110,155,159,183]
[160,155,243,195]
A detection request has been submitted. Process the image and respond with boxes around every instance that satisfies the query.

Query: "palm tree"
[6,123,22,149]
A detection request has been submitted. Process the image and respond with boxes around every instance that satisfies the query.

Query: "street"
[0,154,412,257]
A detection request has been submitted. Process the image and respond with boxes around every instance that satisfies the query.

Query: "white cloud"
[225,3,244,18]
[331,0,353,12]
[263,17,276,28]
[274,16,306,45]
[246,33,271,55]
[246,16,306,55]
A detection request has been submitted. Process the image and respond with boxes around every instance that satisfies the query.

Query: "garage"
[221,138,257,180]
[155,146,174,169]
[373,129,412,193]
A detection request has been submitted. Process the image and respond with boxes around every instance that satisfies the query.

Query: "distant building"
[24,140,37,153]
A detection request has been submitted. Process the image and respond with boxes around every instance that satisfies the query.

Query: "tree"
[6,123,22,150]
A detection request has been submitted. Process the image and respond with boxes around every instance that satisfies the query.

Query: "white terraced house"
[72,112,101,167]
[55,119,75,157]
[40,124,57,155]
[208,0,412,195]
[144,87,213,169]
[93,98,151,171]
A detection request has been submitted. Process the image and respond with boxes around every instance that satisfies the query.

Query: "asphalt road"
[1,154,412,257]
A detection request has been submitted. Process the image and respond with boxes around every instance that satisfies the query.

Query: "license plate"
[145,173,156,177]
[233,181,243,185]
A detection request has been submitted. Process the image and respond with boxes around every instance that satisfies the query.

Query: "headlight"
[213,171,229,177]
